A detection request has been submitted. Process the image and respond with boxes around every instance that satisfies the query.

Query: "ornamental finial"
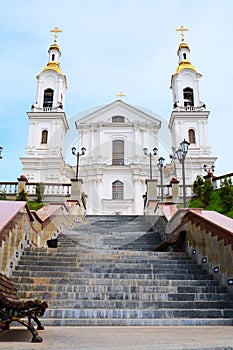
[176,25,189,42]
[50,27,62,44]
[116,92,126,101]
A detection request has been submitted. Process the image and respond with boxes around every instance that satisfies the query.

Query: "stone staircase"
[69,215,162,250]
[11,215,233,326]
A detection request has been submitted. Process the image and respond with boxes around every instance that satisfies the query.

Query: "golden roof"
[42,62,62,75]
[178,41,189,50]
[176,60,197,73]
[40,27,62,74]
[49,43,60,52]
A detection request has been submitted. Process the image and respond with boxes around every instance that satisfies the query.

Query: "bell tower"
[169,26,216,182]
[20,28,71,182]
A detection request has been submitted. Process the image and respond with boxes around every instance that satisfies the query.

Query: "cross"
[176,25,189,42]
[50,27,62,44]
[117,92,126,101]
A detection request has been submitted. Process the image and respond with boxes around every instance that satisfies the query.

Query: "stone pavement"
[0,326,232,350]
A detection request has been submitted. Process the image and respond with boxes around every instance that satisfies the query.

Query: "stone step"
[40,317,233,326]
[73,225,152,232]
[19,258,196,266]
[43,308,233,319]
[19,290,233,302]
[13,276,220,287]
[44,301,233,309]
[13,270,212,280]
[21,250,194,259]
[14,283,227,294]
[17,259,201,267]
[15,264,205,274]
[73,225,152,231]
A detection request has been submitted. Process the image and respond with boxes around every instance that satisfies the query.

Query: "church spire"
[175,25,197,74]
[22,28,69,182]
[42,27,63,75]
[168,26,215,185]
[170,26,204,110]
[32,27,67,112]
[176,25,189,42]
[50,27,62,45]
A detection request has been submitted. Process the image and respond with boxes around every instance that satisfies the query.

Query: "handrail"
[186,210,233,247]
[0,201,85,276]
[161,208,233,287]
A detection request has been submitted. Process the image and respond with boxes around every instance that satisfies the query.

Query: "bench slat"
[0,273,48,343]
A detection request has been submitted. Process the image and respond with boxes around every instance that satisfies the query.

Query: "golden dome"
[42,62,62,74]
[176,60,197,73]
[48,43,61,52]
[178,41,190,50]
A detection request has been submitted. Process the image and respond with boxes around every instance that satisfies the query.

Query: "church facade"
[21,27,217,215]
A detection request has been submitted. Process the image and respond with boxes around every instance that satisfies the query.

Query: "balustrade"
[0,181,71,200]
[0,182,18,195]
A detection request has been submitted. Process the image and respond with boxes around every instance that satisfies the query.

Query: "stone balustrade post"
[70,178,83,202]
[170,177,180,203]
[17,175,28,194]
[145,179,158,201]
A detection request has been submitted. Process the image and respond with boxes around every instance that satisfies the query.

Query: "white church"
[20,27,217,215]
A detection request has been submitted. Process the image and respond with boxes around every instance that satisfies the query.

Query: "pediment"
[75,100,161,127]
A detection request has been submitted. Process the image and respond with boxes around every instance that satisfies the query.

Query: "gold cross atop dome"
[117,92,126,101]
[176,25,189,42]
[50,27,62,44]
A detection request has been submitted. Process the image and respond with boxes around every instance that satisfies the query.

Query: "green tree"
[201,179,213,208]
[219,177,233,212]
[193,175,204,196]
[16,189,28,202]
[35,183,44,203]
[0,191,6,200]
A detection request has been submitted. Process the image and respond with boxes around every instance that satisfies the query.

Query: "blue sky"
[0,0,233,181]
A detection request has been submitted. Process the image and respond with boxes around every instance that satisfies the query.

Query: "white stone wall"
[76,101,161,215]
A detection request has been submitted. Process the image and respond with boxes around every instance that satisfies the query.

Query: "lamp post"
[0,146,3,159]
[158,156,165,202]
[203,164,215,186]
[71,147,86,179]
[203,164,215,173]
[176,139,190,208]
[143,147,158,179]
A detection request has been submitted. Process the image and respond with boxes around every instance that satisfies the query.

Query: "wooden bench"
[0,273,48,343]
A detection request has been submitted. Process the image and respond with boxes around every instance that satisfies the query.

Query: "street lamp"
[143,147,158,179]
[158,156,165,202]
[176,139,190,208]
[0,146,3,159]
[203,164,215,173]
[71,147,86,179]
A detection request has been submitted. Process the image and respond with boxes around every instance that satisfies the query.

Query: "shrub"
[193,175,204,197]
[35,183,44,203]
[201,179,213,207]
[219,177,233,212]
[0,191,6,200]
[16,189,28,202]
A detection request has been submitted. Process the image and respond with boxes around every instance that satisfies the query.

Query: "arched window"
[188,129,196,144]
[112,140,124,165]
[52,54,55,61]
[112,180,124,200]
[43,88,54,108]
[41,130,48,144]
[183,53,187,59]
[112,116,125,123]
[183,87,194,107]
